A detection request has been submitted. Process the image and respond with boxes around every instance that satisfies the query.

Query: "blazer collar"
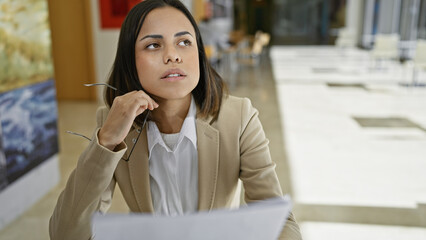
[125,114,219,213]
[125,126,154,213]
[195,117,219,211]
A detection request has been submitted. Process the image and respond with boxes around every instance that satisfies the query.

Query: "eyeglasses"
[67,83,149,161]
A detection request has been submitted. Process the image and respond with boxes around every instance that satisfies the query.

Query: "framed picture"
[0,0,53,94]
[99,0,143,29]
[0,80,58,186]
[0,126,7,192]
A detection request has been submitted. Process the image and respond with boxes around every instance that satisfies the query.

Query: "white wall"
[0,156,59,230]
[345,0,363,47]
[90,0,120,103]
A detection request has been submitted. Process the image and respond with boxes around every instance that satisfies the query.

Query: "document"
[92,196,292,240]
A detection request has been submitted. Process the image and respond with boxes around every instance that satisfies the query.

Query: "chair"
[335,28,357,48]
[258,32,271,50]
[412,39,426,85]
[237,31,270,66]
[371,34,400,67]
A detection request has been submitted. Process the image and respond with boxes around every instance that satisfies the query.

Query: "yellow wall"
[48,0,96,100]
[192,0,206,23]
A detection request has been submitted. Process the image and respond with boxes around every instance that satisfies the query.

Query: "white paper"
[92,196,292,240]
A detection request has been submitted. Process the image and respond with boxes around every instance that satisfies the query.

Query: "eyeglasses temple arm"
[66,131,92,141]
[84,83,126,95]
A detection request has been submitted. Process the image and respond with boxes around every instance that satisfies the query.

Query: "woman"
[49,0,302,239]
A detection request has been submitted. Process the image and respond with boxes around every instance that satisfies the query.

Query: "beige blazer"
[49,95,302,240]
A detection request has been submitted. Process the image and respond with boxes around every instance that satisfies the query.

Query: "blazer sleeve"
[49,107,127,240]
[239,98,302,240]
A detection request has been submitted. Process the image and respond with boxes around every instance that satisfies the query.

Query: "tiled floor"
[300,222,426,240]
[1,46,426,239]
[271,46,426,238]
[277,82,426,207]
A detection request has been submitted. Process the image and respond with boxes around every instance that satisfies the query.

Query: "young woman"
[49,0,301,239]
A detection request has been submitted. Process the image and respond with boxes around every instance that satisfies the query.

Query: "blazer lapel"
[125,126,154,213]
[196,118,219,211]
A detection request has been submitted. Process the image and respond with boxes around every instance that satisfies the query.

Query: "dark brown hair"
[105,0,226,125]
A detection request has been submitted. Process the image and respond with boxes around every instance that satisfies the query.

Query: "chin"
[156,92,192,101]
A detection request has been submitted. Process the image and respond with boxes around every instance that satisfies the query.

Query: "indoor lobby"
[1,0,426,239]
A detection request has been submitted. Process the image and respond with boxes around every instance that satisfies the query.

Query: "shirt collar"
[181,96,197,147]
[147,96,197,156]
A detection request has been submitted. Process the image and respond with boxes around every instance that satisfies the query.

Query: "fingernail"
[154,102,159,108]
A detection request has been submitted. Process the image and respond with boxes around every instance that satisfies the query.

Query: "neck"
[151,95,192,134]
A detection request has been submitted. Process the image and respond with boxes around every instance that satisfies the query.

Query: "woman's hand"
[98,90,158,151]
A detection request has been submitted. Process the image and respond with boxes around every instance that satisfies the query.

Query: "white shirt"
[147,97,198,216]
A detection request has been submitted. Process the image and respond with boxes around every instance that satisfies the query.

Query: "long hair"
[105,0,226,125]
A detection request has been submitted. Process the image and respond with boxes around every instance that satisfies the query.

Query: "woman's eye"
[146,43,160,49]
[178,40,191,46]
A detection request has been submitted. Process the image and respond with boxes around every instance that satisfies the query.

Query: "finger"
[140,96,153,110]
[122,92,148,109]
[135,105,147,116]
[135,91,158,108]
[119,91,157,111]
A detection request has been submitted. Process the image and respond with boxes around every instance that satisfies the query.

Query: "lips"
[161,68,187,79]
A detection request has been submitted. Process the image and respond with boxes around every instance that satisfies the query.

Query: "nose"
[163,45,182,64]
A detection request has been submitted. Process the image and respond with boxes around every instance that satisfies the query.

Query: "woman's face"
[135,6,199,101]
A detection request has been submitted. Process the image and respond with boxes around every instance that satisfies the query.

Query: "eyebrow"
[175,31,192,37]
[140,31,193,41]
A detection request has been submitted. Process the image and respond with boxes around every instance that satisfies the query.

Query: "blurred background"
[0,0,426,239]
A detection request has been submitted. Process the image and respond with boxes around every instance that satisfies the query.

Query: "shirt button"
[132,138,137,143]
[136,129,141,133]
